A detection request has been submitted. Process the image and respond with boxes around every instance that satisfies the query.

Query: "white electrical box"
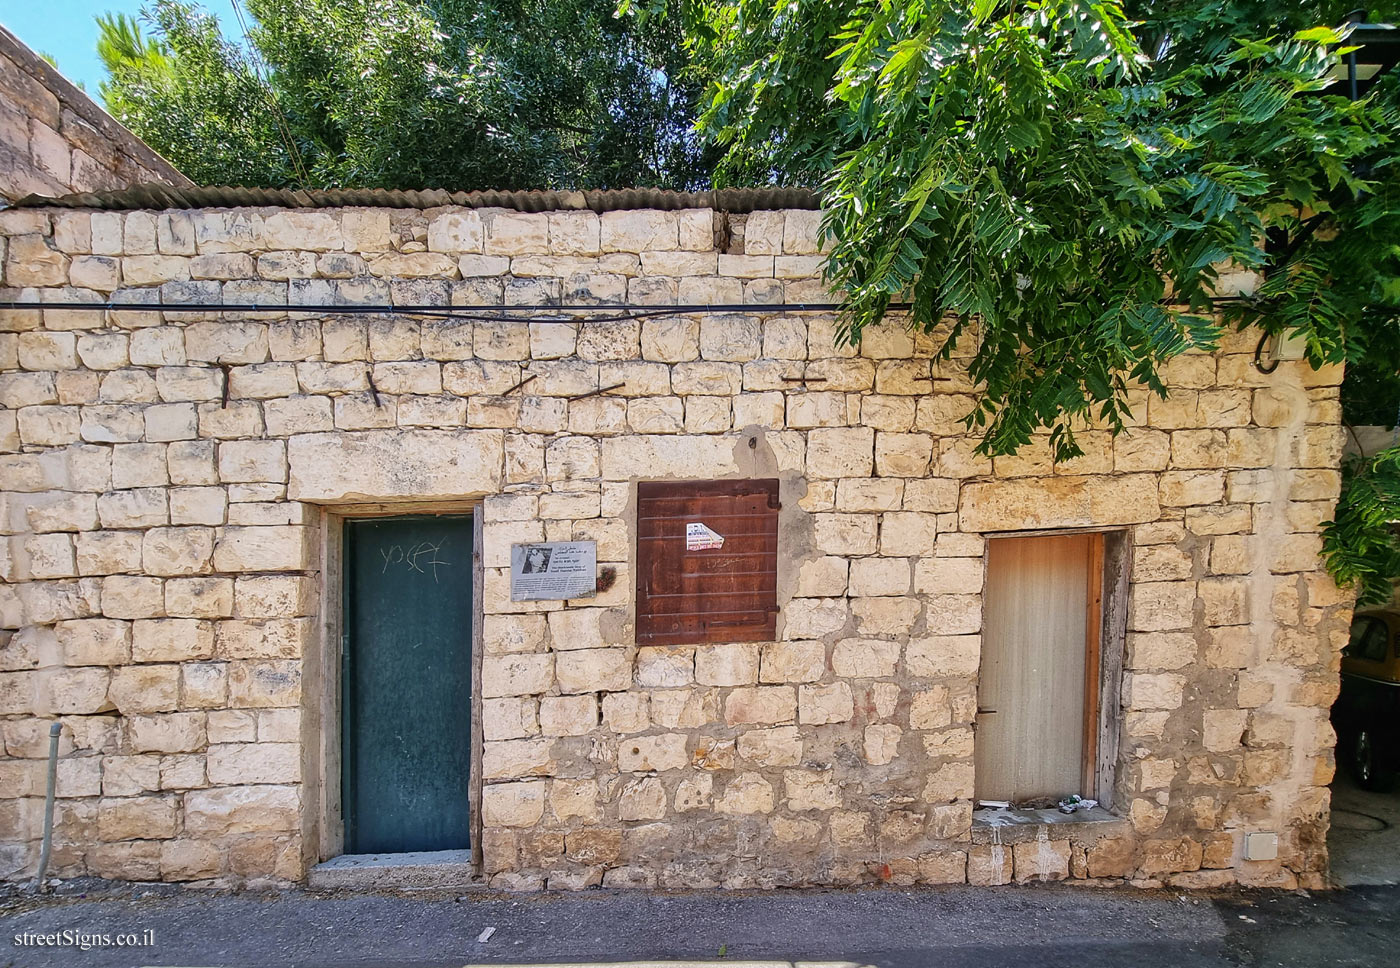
[1244,831,1279,861]
[1270,331,1308,361]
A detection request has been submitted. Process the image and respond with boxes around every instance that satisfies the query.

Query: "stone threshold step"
[970,805,1129,846]
[308,849,483,890]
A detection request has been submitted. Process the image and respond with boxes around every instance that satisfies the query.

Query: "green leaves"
[1295,26,1342,45]
[691,0,1400,594]
[692,1,1400,446]
[99,0,720,190]
[96,13,171,76]
[809,1,1264,458]
[1325,448,1400,605]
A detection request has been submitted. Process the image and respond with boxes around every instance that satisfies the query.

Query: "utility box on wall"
[1244,832,1279,861]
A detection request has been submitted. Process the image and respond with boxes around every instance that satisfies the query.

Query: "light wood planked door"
[975,533,1102,803]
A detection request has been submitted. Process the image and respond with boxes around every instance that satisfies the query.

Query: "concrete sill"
[309,849,484,890]
[970,806,1129,846]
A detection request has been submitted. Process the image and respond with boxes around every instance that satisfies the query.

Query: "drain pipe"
[30,722,62,893]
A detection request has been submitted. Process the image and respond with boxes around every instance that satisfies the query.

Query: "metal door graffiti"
[343,515,473,854]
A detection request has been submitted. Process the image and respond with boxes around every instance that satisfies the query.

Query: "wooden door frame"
[312,501,484,866]
[1082,534,1104,797]
[1095,529,1131,809]
[978,526,1130,809]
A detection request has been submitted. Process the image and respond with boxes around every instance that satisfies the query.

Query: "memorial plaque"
[510,541,597,601]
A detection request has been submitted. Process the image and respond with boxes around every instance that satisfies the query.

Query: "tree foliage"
[679,0,1400,458]
[1327,450,1400,605]
[98,0,718,190]
[662,0,1400,601]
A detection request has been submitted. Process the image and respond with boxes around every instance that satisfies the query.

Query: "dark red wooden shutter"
[636,479,780,645]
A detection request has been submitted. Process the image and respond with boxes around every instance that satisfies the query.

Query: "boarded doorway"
[343,515,474,854]
[975,532,1105,803]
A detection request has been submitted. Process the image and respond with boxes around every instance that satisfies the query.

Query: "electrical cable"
[0,301,907,325]
[1253,331,1280,374]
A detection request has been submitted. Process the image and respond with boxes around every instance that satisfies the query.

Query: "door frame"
[976,526,1131,809]
[311,502,484,866]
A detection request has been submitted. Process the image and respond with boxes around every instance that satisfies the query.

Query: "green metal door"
[343,515,473,854]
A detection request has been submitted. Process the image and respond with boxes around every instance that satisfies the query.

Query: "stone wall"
[1345,425,1394,458]
[0,25,191,203]
[0,203,1350,891]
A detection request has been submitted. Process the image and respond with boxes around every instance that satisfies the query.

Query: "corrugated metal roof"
[10,184,820,213]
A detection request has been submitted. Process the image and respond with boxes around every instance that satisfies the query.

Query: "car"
[1332,608,1400,791]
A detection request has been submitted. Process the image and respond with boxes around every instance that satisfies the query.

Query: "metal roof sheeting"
[10,185,820,213]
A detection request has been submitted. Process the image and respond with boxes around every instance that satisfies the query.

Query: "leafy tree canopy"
[98,0,718,190]
[668,0,1400,457]
[652,0,1400,602]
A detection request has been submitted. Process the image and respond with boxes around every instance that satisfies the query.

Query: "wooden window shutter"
[636,479,781,645]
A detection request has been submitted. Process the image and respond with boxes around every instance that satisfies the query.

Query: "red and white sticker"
[685,521,725,551]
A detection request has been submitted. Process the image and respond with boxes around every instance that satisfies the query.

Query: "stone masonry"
[0,201,1350,891]
[0,25,191,203]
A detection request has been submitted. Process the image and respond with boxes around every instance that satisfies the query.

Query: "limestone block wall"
[0,25,191,203]
[0,203,1350,891]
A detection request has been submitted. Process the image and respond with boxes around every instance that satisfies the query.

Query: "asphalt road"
[3,880,1400,968]
[1329,771,1400,887]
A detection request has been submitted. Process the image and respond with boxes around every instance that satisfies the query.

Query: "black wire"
[1253,331,1280,374]
[0,301,900,326]
[394,308,712,325]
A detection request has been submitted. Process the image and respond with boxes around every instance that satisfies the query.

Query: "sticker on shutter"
[685,521,725,551]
